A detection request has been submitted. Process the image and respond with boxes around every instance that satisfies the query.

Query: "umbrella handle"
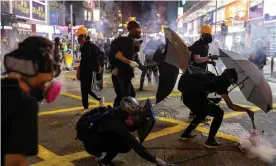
[251,118,256,129]
[211,59,219,76]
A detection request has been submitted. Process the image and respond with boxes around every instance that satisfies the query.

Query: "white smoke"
[239,129,276,163]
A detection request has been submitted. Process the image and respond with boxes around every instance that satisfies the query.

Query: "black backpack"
[75,106,112,141]
[178,66,216,93]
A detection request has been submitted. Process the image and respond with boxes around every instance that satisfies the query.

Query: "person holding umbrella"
[76,97,172,166]
[188,24,219,118]
[179,68,254,148]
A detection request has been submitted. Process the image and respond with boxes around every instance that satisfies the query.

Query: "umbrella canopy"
[136,99,156,143]
[155,28,190,103]
[164,28,191,71]
[219,49,272,113]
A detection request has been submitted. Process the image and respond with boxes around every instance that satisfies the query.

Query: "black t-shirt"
[114,36,135,77]
[1,78,39,165]
[80,41,100,71]
[189,39,209,70]
[205,78,229,95]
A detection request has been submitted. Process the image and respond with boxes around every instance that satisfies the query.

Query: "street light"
[157,13,160,17]
[118,13,122,17]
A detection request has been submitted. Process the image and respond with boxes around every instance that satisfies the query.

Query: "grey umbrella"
[164,28,191,72]
[219,49,272,113]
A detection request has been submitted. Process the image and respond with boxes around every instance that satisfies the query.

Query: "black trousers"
[140,66,158,89]
[118,74,135,98]
[182,94,224,140]
[112,74,122,107]
[80,69,101,109]
[84,131,131,161]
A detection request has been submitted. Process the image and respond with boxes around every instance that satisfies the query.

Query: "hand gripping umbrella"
[219,49,272,113]
[155,28,191,104]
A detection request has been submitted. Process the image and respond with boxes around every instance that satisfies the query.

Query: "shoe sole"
[179,136,196,141]
[204,144,222,149]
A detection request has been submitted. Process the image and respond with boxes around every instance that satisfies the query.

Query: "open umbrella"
[155,28,191,103]
[136,99,156,143]
[163,28,191,71]
[219,49,272,113]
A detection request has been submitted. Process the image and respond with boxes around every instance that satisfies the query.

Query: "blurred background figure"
[249,39,267,72]
[139,38,160,90]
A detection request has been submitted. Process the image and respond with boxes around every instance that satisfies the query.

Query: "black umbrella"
[155,28,191,103]
[136,99,156,143]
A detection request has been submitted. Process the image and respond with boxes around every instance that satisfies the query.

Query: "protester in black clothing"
[112,39,144,107]
[113,21,142,100]
[188,24,218,118]
[2,36,61,166]
[104,39,111,70]
[76,26,104,115]
[78,97,172,166]
[179,68,254,148]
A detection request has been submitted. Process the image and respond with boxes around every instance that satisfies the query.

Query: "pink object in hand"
[45,82,62,103]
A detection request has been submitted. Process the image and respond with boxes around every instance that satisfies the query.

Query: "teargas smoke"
[239,130,276,163]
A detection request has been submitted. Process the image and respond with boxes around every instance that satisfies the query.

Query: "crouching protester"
[2,36,62,166]
[178,67,254,148]
[76,97,174,166]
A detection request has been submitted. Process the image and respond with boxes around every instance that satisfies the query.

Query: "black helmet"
[120,97,141,114]
[127,21,141,31]
[222,68,238,84]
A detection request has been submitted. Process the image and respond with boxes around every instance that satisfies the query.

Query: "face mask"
[31,80,62,103]
[130,30,141,39]
[202,34,213,44]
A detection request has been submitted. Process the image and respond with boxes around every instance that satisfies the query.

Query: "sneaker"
[189,112,196,118]
[204,138,223,149]
[99,97,105,107]
[98,159,115,166]
[179,133,197,141]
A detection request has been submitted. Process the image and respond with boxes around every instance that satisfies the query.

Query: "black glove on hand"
[209,55,219,60]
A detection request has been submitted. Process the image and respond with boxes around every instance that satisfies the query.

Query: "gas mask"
[202,34,213,45]
[4,47,62,103]
[129,29,142,39]
[31,80,62,103]
[78,35,86,45]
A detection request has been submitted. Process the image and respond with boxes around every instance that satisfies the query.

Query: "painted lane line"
[31,125,183,165]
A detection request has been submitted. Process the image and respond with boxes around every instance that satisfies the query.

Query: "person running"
[179,68,254,148]
[76,26,104,115]
[2,36,62,166]
[76,97,173,166]
[188,24,218,118]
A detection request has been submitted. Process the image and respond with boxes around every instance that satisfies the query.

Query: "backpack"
[178,66,216,93]
[75,106,112,141]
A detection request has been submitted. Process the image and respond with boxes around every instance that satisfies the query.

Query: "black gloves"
[208,55,219,60]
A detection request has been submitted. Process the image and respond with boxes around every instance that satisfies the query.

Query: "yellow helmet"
[200,24,212,35]
[76,26,88,36]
